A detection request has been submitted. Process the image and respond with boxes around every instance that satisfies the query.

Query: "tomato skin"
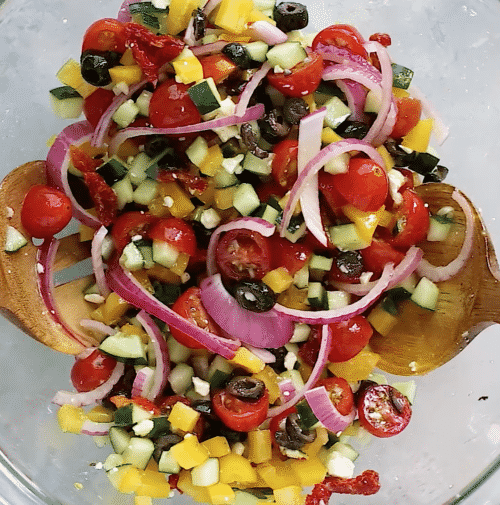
[315,377,354,416]
[111,211,158,253]
[267,52,324,98]
[298,326,322,367]
[21,185,72,238]
[149,79,201,129]
[357,383,411,437]
[312,24,367,59]
[200,54,238,83]
[82,18,127,53]
[83,88,116,129]
[270,234,312,275]
[369,33,392,47]
[170,287,220,349]
[271,139,299,190]
[391,97,422,139]
[149,217,197,257]
[360,239,405,276]
[212,389,269,432]
[318,171,348,213]
[327,315,373,363]
[70,349,118,393]
[216,229,272,281]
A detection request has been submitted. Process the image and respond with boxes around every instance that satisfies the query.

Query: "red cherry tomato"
[200,54,238,84]
[327,315,373,363]
[315,377,354,416]
[318,171,348,213]
[360,239,405,276]
[70,349,118,393]
[357,383,412,437]
[111,211,158,253]
[256,180,287,202]
[156,395,191,415]
[83,88,116,129]
[148,79,201,129]
[216,229,272,281]
[312,24,368,59]
[212,388,269,432]
[270,234,312,276]
[369,33,392,47]
[267,51,324,98]
[298,326,322,367]
[391,97,422,139]
[328,157,388,212]
[271,139,299,190]
[386,189,430,249]
[170,287,220,349]
[149,217,197,257]
[82,18,127,53]
[20,185,72,238]
[83,172,118,226]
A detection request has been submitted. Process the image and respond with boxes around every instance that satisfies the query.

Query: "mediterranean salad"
[4,0,474,503]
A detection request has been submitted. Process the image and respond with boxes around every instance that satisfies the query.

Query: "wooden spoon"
[370,182,500,375]
[0,161,101,355]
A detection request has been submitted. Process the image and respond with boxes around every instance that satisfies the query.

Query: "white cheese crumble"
[113,81,129,96]
[359,271,373,284]
[36,263,44,274]
[163,196,174,208]
[84,294,106,304]
[284,351,298,371]
[192,377,210,397]
[133,419,155,436]
[6,207,13,218]
[200,208,221,229]
[326,452,355,479]
[222,154,244,174]
[387,169,406,206]
[231,442,245,455]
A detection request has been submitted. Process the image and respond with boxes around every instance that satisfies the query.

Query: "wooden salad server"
[0,161,100,355]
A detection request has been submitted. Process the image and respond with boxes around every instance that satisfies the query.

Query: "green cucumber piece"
[49,86,83,119]
[266,42,307,70]
[96,157,129,186]
[244,41,269,63]
[391,380,417,404]
[330,441,359,461]
[242,151,273,176]
[295,399,319,430]
[427,215,452,242]
[328,223,369,251]
[233,183,260,216]
[323,96,351,129]
[309,254,333,272]
[113,177,134,210]
[391,63,414,90]
[128,152,152,185]
[158,449,181,474]
[410,277,439,311]
[119,241,145,271]
[167,335,192,363]
[4,226,28,253]
[109,426,132,454]
[188,78,222,115]
[133,179,159,206]
[147,416,171,438]
[326,290,350,310]
[152,240,180,268]
[307,282,326,309]
[112,99,140,128]
[99,332,148,364]
[168,363,194,395]
[113,405,134,427]
[186,136,209,167]
[122,437,155,470]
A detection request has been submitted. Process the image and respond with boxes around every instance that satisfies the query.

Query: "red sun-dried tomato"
[157,170,209,194]
[83,172,118,226]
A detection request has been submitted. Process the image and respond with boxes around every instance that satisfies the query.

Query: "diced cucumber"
[167,335,192,364]
[147,416,171,439]
[168,363,194,395]
[186,136,209,167]
[364,89,382,113]
[135,89,153,116]
[309,254,333,273]
[328,223,369,251]
[99,332,148,364]
[284,215,307,243]
[392,63,414,90]
[128,152,152,185]
[314,81,344,106]
[252,0,276,10]
[244,41,269,63]
[97,157,129,186]
[208,354,233,388]
[307,282,326,309]
[122,437,155,470]
[326,290,351,310]
[320,448,355,478]
[427,215,453,242]
[109,426,132,455]
[49,86,83,119]
[112,99,140,128]
[330,442,359,462]
[410,277,439,311]
[188,78,222,115]
[191,458,219,487]
[295,399,319,430]
[114,404,134,426]
[254,203,280,225]
[323,96,351,129]
[242,151,273,175]
[391,272,418,296]
[266,42,307,70]
[200,208,221,230]
[233,183,260,216]
[213,168,239,189]
[136,242,154,269]
[113,177,134,210]
[158,449,181,474]
[233,491,264,505]
[152,240,180,268]
[4,226,27,253]
[293,264,309,289]
[133,179,158,206]
[324,152,350,175]
[103,453,126,472]
[119,242,145,271]
[222,154,245,175]
[131,403,155,424]
[391,380,417,404]
[290,323,311,343]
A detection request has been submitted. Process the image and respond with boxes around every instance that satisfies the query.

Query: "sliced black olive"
[334,250,364,279]
[222,43,253,70]
[274,429,303,450]
[153,433,183,462]
[282,97,310,125]
[335,120,370,140]
[266,346,287,373]
[192,8,207,40]
[232,280,277,313]
[227,376,266,400]
[80,50,118,87]
[273,2,308,32]
[285,413,316,444]
[423,164,449,183]
[67,173,93,209]
[240,123,269,159]
[258,109,290,144]
[191,399,213,416]
[191,221,214,250]
[144,135,172,157]
[384,138,416,167]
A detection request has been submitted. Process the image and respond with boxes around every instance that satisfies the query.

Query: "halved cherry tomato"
[271,139,299,190]
[386,189,429,249]
[298,326,322,367]
[256,180,287,202]
[216,229,272,281]
[170,286,220,349]
[267,51,323,98]
[149,217,197,257]
[327,315,373,363]
[391,97,422,139]
[156,395,190,414]
[312,24,368,59]
[212,388,269,432]
[83,88,116,129]
[111,211,158,253]
[200,54,238,84]
[360,239,405,276]
[20,185,72,238]
[82,18,127,53]
[357,383,411,437]
[315,376,354,416]
[70,349,118,393]
[318,171,348,214]
[369,33,392,47]
[148,79,201,129]
[270,234,312,275]
[329,157,388,212]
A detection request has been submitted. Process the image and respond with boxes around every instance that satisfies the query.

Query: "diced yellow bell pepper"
[121,322,150,341]
[131,270,155,295]
[401,118,433,152]
[146,264,182,284]
[290,457,327,487]
[57,405,87,434]
[91,292,130,325]
[199,145,224,177]
[392,87,410,99]
[170,252,190,276]
[273,486,305,505]
[177,470,212,503]
[277,285,309,311]
[218,33,252,43]
[168,401,201,433]
[303,427,329,457]
[172,54,204,85]
[108,465,142,494]
[120,48,136,66]
[248,10,276,25]
[256,461,296,490]
[262,267,294,294]
[219,453,258,485]
[201,436,231,458]
[109,65,143,86]
[328,347,381,382]
[79,224,95,242]
[252,366,281,404]
[376,145,395,172]
[135,469,171,498]
[321,127,343,145]
[87,405,114,423]
[229,347,265,374]
[166,0,201,35]
[56,59,97,98]
[150,181,195,219]
[342,205,386,244]
[197,178,216,205]
[214,186,237,210]
[214,0,254,34]
[117,139,141,160]
[302,94,317,113]
[247,430,272,464]
[134,496,153,505]
[171,434,209,469]
[367,304,399,336]
[207,483,236,505]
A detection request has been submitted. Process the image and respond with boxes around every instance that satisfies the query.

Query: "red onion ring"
[184,15,197,46]
[243,344,276,363]
[278,378,296,402]
[235,62,272,117]
[191,41,229,57]
[247,21,288,45]
[52,360,125,407]
[199,273,295,348]
[131,366,155,398]
[336,79,369,123]
[81,420,115,436]
[91,226,111,298]
[416,190,474,282]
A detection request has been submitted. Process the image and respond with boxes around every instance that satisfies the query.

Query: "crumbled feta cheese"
[200,208,221,229]
[284,351,298,371]
[326,452,355,479]
[6,207,13,218]
[152,0,168,10]
[359,272,373,284]
[94,462,104,470]
[192,377,210,397]
[133,419,155,436]
[181,272,191,284]
[131,234,143,242]
[279,446,308,459]
[388,169,406,206]
[113,81,129,96]
[84,293,106,304]
[290,323,311,343]
[163,196,174,208]
[273,65,285,73]
[231,442,246,455]
[36,263,44,274]
[437,206,454,219]
[408,361,417,372]
[222,154,245,174]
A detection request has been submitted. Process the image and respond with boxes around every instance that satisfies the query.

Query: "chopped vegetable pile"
[6,0,477,504]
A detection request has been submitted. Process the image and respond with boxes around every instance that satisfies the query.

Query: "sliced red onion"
[52,361,125,407]
[46,121,101,228]
[79,320,117,337]
[81,420,115,436]
[235,62,272,117]
[206,217,275,276]
[191,41,228,57]
[200,274,295,348]
[268,325,332,418]
[273,263,394,324]
[280,139,385,239]
[304,386,356,433]
[184,15,197,46]
[297,107,328,246]
[91,226,111,298]
[248,21,288,45]
[203,0,223,16]
[336,79,369,123]
[92,80,147,148]
[106,260,240,358]
[131,366,155,398]
[136,310,171,401]
[108,104,265,155]
[278,378,296,402]
[416,190,474,282]
[244,344,276,363]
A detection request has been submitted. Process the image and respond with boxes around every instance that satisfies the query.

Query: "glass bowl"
[1,0,500,504]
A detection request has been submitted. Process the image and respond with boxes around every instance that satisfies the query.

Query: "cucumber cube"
[324,96,351,129]
[266,42,307,70]
[328,223,369,251]
[233,183,260,216]
[188,78,222,115]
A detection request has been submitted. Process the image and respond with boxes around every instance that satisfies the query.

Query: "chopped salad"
[5,0,475,503]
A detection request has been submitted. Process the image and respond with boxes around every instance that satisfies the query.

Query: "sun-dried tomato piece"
[158,170,209,195]
[83,172,118,226]
[69,145,103,173]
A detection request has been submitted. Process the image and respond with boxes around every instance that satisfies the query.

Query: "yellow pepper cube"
[376,145,394,172]
[328,347,381,382]
[172,56,204,84]
[109,65,143,86]
[321,127,343,144]
[170,252,190,276]
[108,465,142,494]
[342,205,386,244]
[302,93,317,113]
[135,469,171,498]
[214,186,237,210]
[87,405,114,423]
[277,285,309,311]
[134,496,153,505]
[215,0,254,34]
[247,430,272,464]
[229,347,265,374]
[248,10,276,25]
[156,181,195,219]
[171,435,209,469]
[101,292,130,325]
[303,427,329,457]
[392,87,410,99]
[207,483,236,505]
[256,461,296,490]
[168,402,201,433]
[273,485,305,505]
[262,267,294,294]
[56,59,87,90]
[401,118,433,152]
[79,224,95,242]
[57,404,87,434]
[201,436,231,458]
[166,0,201,35]
[219,453,257,485]
[199,145,224,177]
[367,305,399,336]
[290,457,327,487]
[146,264,182,284]
[252,366,281,404]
